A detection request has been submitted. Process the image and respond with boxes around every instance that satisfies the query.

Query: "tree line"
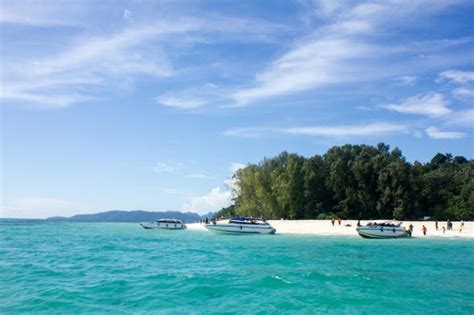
[217,143,473,220]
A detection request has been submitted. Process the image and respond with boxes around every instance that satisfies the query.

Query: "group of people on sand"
[415,220,466,236]
[200,218,216,224]
[434,219,465,234]
[407,223,428,236]
[331,217,342,226]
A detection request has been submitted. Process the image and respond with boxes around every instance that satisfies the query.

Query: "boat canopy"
[157,219,183,224]
[229,217,268,225]
[367,220,402,227]
[231,217,253,221]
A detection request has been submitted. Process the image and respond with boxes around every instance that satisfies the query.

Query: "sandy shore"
[187,220,473,238]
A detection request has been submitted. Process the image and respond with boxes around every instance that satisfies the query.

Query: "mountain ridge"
[46,210,213,223]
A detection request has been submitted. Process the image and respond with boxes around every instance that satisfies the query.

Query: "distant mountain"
[47,210,212,223]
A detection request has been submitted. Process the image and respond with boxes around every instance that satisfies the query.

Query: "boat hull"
[205,223,276,234]
[356,226,410,239]
[140,222,186,230]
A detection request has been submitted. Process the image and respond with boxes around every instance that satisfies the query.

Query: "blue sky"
[1,0,473,218]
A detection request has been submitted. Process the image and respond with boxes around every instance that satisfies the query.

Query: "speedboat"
[140,219,186,230]
[356,220,411,239]
[205,217,276,234]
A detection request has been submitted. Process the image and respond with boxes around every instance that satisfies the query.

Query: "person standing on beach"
[435,221,438,231]
[422,225,427,236]
[338,217,342,226]
[331,218,335,226]
[442,226,446,234]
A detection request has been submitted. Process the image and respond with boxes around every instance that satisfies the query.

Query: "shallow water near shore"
[1,220,473,314]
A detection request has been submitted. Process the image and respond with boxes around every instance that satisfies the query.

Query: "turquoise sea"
[1,220,473,314]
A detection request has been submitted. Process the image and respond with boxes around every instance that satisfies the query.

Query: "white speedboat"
[356,221,411,239]
[205,217,276,234]
[140,219,186,230]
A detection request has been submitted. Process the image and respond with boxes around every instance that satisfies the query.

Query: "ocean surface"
[1,220,473,314]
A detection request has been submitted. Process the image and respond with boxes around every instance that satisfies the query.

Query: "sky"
[1,0,473,218]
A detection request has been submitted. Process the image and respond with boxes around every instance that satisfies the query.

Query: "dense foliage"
[219,144,473,220]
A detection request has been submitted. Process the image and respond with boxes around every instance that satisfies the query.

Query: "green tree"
[231,144,473,221]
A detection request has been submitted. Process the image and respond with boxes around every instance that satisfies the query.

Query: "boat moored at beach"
[356,221,411,239]
[140,219,187,230]
[205,217,276,234]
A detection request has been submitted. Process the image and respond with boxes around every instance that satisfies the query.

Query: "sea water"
[1,220,473,314]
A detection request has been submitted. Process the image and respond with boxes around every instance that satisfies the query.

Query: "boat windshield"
[157,219,183,224]
[229,217,268,225]
[366,220,401,227]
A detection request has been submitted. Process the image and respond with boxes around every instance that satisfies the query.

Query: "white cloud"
[438,70,474,84]
[184,172,213,179]
[313,1,348,18]
[443,109,474,128]
[0,88,92,109]
[452,87,474,99]
[182,187,232,215]
[232,38,379,105]
[379,88,472,134]
[381,93,451,117]
[153,162,182,173]
[1,11,284,109]
[1,21,183,108]
[155,83,226,110]
[0,1,87,27]
[21,24,181,78]
[231,1,469,106]
[425,127,466,139]
[281,122,408,137]
[230,162,246,173]
[181,175,239,214]
[355,105,373,111]
[156,96,205,109]
[224,122,409,138]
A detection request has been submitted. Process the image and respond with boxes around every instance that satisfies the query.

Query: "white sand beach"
[187,220,473,238]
